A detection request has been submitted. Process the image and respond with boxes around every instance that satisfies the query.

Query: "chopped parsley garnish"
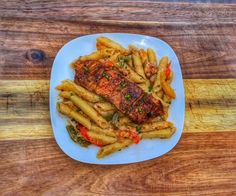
[138,107,144,113]
[76,108,81,112]
[124,93,132,101]
[120,80,127,88]
[102,71,111,80]
[148,86,153,92]
[118,55,130,68]
[83,66,90,74]
[70,92,74,96]
[136,126,142,134]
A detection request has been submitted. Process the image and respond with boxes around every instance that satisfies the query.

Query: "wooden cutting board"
[0,0,236,195]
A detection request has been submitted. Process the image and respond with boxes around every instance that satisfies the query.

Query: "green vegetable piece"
[118,55,130,68]
[124,93,132,101]
[83,66,90,74]
[66,125,90,147]
[148,86,153,92]
[102,71,111,80]
[104,113,114,121]
[136,126,142,134]
[120,80,127,88]
[138,107,144,113]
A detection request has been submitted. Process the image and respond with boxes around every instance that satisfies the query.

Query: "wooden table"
[1,0,236,195]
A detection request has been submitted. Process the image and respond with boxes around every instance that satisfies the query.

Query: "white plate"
[50,33,185,164]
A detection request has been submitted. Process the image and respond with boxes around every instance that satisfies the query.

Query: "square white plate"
[50,33,185,164]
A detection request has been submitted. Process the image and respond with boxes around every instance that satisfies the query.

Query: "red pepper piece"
[77,124,105,147]
[165,63,171,81]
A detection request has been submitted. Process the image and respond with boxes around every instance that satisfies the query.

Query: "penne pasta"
[56,80,102,103]
[79,51,103,61]
[59,91,109,129]
[87,131,117,145]
[153,56,169,95]
[147,48,157,65]
[93,102,117,119]
[141,121,173,132]
[141,128,175,139]
[160,71,176,99]
[90,124,116,137]
[94,102,116,112]
[96,42,107,50]
[57,102,91,129]
[132,52,146,79]
[97,139,133,158]
[97,37,126,52]
[139,48,148,64]
[114,62,146,83]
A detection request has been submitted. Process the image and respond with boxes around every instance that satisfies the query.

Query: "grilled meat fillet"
[74,60,163,124]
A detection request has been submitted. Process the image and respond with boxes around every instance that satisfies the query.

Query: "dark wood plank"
[0,132,235,195]
[0,18,236,79]
[1,1,236,23]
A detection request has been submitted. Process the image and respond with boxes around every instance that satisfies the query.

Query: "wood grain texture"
[1,15,236,80]
[0,79,235,140]
[0,132,236,195]
[1,0,236,23]
[1,1,236,195]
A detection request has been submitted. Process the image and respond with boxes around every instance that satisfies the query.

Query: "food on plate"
[56,36,176,158]
[74,60,163,124]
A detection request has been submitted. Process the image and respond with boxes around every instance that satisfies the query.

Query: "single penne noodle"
[139,48,148,64]
[96,42,107,50]
[117,116,132,125]
[128,44,138,50]
[87,131,117,145]
[57,102,91,129]
[93,102,116,119]
[59,91,109,129]
[97,139,133,158]
[99,48,116,58]
[147,48,157,65]
[97,37,126,51]
[141,128,176,139]
[90,124,116,137]
[94,102,116,112]
[160,72,176,99]
[80,51,103,61]
[153,56,169,91]
[114,63,145,83]
[109,52,120,63]
[56,80,102,103]
[141,121,173,132]
[132,52,146,78]
[96,110,115,120]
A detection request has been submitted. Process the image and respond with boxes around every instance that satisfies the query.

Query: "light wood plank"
[0,79,235,140]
